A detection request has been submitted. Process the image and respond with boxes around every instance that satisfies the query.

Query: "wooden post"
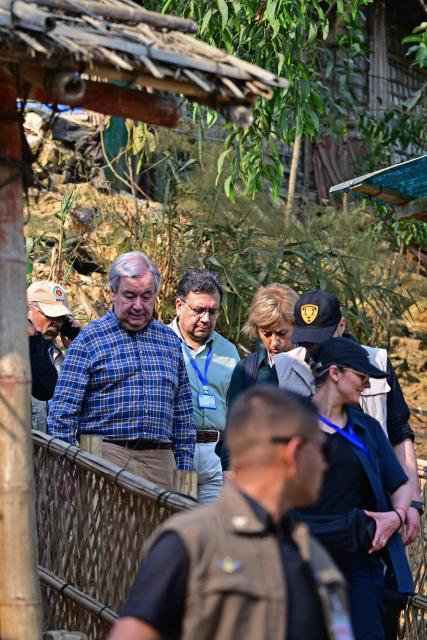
[0,71,42,639]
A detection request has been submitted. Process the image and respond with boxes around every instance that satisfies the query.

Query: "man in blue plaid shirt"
[48,251,195,489]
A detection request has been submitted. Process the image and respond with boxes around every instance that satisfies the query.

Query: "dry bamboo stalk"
[0,70,42,639]
[30,0,198,33]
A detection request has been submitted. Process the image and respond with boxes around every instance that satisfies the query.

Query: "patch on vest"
[300,304,318,324]
[217,556,244,574]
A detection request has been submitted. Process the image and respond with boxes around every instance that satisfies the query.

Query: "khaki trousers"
[101,442,176,490]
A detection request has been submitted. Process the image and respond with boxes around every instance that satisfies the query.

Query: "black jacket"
[29,334,58,401]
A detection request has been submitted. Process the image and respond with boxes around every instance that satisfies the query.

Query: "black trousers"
[334,552,386,640]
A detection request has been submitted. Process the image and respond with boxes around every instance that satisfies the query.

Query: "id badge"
[198,393,217,409]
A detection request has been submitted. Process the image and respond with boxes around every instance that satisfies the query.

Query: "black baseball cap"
[292,289,342,344]
[313,337,387,379]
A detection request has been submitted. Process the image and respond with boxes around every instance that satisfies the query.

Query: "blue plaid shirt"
[48,310,195,470]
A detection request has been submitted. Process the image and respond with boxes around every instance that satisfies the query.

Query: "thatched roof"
[0,0,288,124]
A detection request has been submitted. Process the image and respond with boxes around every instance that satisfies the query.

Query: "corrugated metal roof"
[330,155,427,221]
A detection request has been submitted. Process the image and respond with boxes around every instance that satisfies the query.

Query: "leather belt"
[107,439,172,451]
[196,430,222,443]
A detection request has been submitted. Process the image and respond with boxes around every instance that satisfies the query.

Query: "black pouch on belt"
[296,508,377,553]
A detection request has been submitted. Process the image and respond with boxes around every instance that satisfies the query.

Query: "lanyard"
[318,415,372,460]
[182,343,213,390]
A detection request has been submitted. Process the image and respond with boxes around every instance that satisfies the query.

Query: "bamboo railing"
[32,431,194,637]
[400,460,427,640]
[33,432,427,638]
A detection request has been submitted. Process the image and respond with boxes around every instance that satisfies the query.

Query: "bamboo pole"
[0,70,42,639]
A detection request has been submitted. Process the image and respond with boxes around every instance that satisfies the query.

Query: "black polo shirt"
[120,493,329,640]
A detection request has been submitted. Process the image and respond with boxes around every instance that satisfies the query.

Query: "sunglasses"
[340,367,370,385]
[270,435,331,463]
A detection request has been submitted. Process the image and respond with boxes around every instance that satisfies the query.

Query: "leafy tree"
[144,0,373,199]
[403,21,427,69]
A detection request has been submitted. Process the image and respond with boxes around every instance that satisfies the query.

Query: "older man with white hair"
[48,251,195,489]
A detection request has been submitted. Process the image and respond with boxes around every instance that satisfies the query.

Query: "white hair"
[109,251,161,293]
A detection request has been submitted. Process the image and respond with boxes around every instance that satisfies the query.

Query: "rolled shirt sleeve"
[386,359,415,446]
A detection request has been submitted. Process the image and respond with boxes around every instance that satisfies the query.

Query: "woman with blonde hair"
[228,283,298,403]
[221,284,298,469]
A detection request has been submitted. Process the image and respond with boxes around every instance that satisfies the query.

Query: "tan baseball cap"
[27,280,71,318]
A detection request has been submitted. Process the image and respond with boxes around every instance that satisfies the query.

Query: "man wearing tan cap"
[27,280,80,431]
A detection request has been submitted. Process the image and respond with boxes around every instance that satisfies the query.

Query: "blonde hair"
[243,283,299,338]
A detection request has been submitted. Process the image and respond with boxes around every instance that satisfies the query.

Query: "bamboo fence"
[32,431,427,638]
[32,431,194,637]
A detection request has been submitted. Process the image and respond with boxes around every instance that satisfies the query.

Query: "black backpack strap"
[243,352,259,387]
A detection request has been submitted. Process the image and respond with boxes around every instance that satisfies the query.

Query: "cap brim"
[353,361,388,379]
[292,324,337,345]
[38,302,71,318]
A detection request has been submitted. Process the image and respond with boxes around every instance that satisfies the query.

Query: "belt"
[196,430,222,443]
[107,439,172,451]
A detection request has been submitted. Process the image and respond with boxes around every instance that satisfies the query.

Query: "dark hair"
[177,269,223,300]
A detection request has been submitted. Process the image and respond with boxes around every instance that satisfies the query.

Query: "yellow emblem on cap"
[301,304,319,324]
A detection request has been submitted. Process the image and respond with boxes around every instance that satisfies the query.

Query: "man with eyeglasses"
[109,387,353,640]
[27,280,80,431]
[171,270,240,503]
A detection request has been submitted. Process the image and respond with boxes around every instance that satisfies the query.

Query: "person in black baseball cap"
[274,286,421,563]
[299,335,413,640]
[292,289,343,346]
[313,337,388,381]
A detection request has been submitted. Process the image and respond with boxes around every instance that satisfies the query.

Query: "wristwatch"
[410,500,424,515]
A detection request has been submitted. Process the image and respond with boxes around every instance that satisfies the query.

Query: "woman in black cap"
[297,337,413,640]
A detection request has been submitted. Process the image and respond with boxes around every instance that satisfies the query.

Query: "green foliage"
[403,22,427,69]
[144,0,373,199]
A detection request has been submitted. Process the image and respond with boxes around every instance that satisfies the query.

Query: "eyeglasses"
[180,300,220,318]
[270,435,330,462]
[341,367,370,385]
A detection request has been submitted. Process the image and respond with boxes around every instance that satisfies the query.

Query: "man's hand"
[403,506,420,545]
[364,510,402,553]
[60,316,81,347]
[28,318,37,336]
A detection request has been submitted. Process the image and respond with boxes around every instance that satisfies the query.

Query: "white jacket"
[275,345,390,434]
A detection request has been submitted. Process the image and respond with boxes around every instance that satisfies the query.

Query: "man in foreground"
[275,288,422,545]
[109,386,353,640]
[171,269,239,502]
[48,251,195,489]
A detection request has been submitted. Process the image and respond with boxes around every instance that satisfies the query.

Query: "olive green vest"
[149,482,351,640]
